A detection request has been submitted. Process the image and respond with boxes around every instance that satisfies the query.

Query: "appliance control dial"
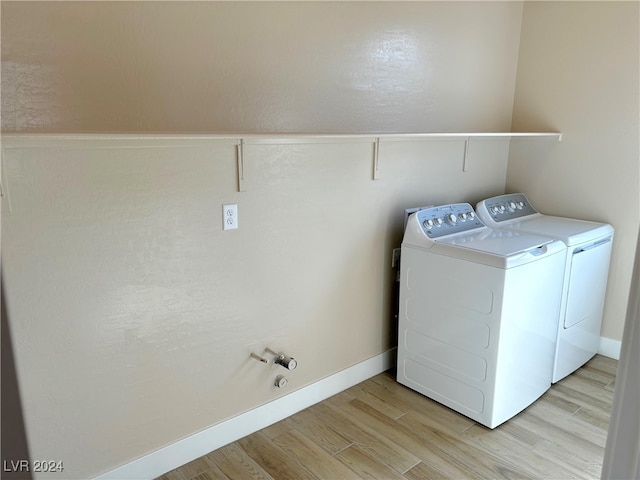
[478,194,539,223]
[415,203,485,239]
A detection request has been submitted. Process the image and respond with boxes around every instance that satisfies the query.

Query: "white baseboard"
[599,336,622,360]
[94,348,397,480]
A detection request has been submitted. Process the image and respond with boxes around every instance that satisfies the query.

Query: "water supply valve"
[274,375,288,388]
[274,354,297,371]
[250,353,269,364]
[266,348,298,371]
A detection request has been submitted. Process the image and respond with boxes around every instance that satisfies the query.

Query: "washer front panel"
[397,238,565,428]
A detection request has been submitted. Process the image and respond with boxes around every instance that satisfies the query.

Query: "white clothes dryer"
[397,203,566,428]
[476,193,614,383]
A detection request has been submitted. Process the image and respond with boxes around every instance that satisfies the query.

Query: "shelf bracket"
[236,139,246,192]
[0,160,10,212]
[462,136,470,172]
[372,137,380,180]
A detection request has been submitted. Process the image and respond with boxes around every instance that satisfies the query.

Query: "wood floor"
[158,355,617,480]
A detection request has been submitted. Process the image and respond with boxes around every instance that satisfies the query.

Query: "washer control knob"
[517,201,525,209]
[498,205,506,213]
[423,219,434,229]
[458,212,468,222]
[507,201,517,212]
[433,217,443,227]
[467,211,476,220]
[490,206,499,214]
[445,214,457,225]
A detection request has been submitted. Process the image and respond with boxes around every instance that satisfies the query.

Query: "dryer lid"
[437,228,553,255]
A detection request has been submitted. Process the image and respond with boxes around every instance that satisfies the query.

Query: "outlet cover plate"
[223,204,238,230]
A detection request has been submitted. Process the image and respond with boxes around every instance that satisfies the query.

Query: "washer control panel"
[416,203,485,239]
[478,193,538,223]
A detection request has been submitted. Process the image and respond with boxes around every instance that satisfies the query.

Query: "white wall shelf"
[233,132,561,188]
[2,132,562,192]
[1,132,563,145]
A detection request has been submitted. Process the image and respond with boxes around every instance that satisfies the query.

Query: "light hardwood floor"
[158,355,616,480]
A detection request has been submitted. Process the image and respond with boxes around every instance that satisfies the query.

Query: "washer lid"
[498,216,613,246]
[402,204,565,268]
[420,228,566,269]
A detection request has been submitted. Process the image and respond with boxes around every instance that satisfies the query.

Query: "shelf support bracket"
[236,139,246,192]
[462,136,470,172]
[372,137,380,180]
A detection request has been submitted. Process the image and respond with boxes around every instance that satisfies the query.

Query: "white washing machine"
[397,203,566,429]
[476,193,614,383]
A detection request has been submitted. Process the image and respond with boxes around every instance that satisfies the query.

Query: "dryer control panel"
[477,193,538,223]
[416,203,485,239]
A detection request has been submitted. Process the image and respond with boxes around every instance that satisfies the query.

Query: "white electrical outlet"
[223,204,238,230]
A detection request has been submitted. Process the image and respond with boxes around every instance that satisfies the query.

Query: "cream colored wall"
[509,1,640,342]
[2,135,511,478]
[1,1,523,133]
[1,2,527,478]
